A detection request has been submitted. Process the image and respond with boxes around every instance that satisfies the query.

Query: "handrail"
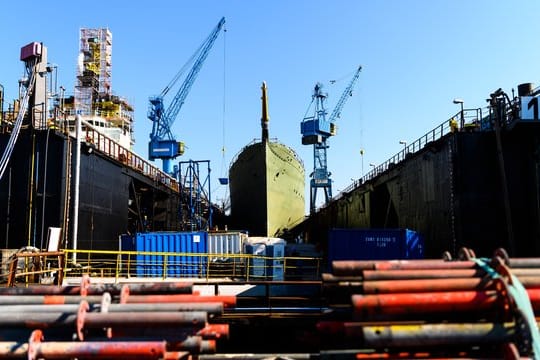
[56,248,322,282]
[79,121,180,192]
[329,107,485,206]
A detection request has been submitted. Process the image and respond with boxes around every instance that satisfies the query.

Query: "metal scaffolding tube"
[122,294,236,308]
[0,302,223,315]
[333,259,477,276]
[0,295,104,305]
[352,291,501,318]
[361,323,515,348]
[0,282,193,296]
[0,311,207,329]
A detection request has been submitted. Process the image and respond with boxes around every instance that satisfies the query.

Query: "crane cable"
[218,25,230,211]
[220,25,228,179]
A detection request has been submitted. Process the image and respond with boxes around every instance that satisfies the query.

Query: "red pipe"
[0,282,193,296]
[164,351,190,360]
[123,294,236,308]
[31,340,167,359]
[362,278,495,294]
[362,269,484,281]
[355,352,433,359]
[197,324,230,339]
[83,311,208,329]
[354,288,540,318]
[0,295,104,305]
[352,291,502,317]
[167,336,216,353]
[333,260,476,276]
[525,288,540,309]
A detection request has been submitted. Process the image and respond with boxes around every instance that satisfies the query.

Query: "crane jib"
[148,17,226,176]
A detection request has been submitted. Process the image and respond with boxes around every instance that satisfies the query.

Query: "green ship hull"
[229,139,305,237]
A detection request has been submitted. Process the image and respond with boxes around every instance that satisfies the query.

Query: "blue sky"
[1,1,540,213]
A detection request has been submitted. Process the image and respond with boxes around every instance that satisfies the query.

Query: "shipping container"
[328,228,424,266]
[208,231,247,260]
[120,232,208,277]
[208,231,247,278]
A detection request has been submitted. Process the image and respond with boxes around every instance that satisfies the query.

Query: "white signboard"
[520,96,540,120]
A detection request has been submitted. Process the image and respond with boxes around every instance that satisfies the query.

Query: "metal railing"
[54,249,322,282]
[333,107,485,202]
[1,107,178,192]
[81,125,180,192]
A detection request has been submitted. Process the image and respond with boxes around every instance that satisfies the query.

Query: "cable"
[0,62,37,180]
[220,24,227,180]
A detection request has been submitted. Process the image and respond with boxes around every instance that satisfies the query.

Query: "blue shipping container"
[328,228,424,265]
[121,232,208,277]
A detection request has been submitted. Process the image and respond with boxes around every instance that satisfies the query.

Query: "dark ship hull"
[296,85,540,259]
[0,128,182,251]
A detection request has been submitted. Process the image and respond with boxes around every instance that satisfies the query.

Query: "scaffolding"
[178,160,213,231]
[75,28,112,115]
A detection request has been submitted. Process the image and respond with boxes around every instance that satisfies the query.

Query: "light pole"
[453,98,464,129]
[360,149,364,177]
[399,140,407,152]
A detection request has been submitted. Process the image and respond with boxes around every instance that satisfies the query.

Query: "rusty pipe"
[0,295,104,305]
[362,277,496,294]
[0,341,168,359]
[0,302,224,315]
[167,336,216,354]
[352,291,502,318]
[362,277,540,293]
[362,269,485,281]
[82,311,207,329]
[361,323,514,348]
[333,260,477,276]
[317,321,515,345]
[122,294,236,308]
[31,341,167,359]
[0,311,207,329]
[0,282,193,296]
[354,289,540,318]
[361,268,540,281]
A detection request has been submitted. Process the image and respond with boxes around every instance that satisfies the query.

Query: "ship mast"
[261,81,269,142]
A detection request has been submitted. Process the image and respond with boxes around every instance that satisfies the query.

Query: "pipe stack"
[0,275,231,359]
[318,247,540,359]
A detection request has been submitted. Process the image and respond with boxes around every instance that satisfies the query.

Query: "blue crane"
[148,17,226,176]
[301,65,362,213]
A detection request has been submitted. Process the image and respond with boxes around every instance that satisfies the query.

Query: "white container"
[208,231,247,261]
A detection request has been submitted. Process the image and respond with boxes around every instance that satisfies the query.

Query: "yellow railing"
[61,249,322,282]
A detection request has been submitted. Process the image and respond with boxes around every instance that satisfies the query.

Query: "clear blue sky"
[1,1,540,213]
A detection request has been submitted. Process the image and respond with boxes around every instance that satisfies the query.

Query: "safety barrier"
[36,249,323,283]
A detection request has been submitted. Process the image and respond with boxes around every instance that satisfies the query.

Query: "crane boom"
[328,65,362,123]
[148,17,226,175]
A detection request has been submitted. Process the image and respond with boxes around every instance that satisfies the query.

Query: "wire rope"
[0,61,37,180]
